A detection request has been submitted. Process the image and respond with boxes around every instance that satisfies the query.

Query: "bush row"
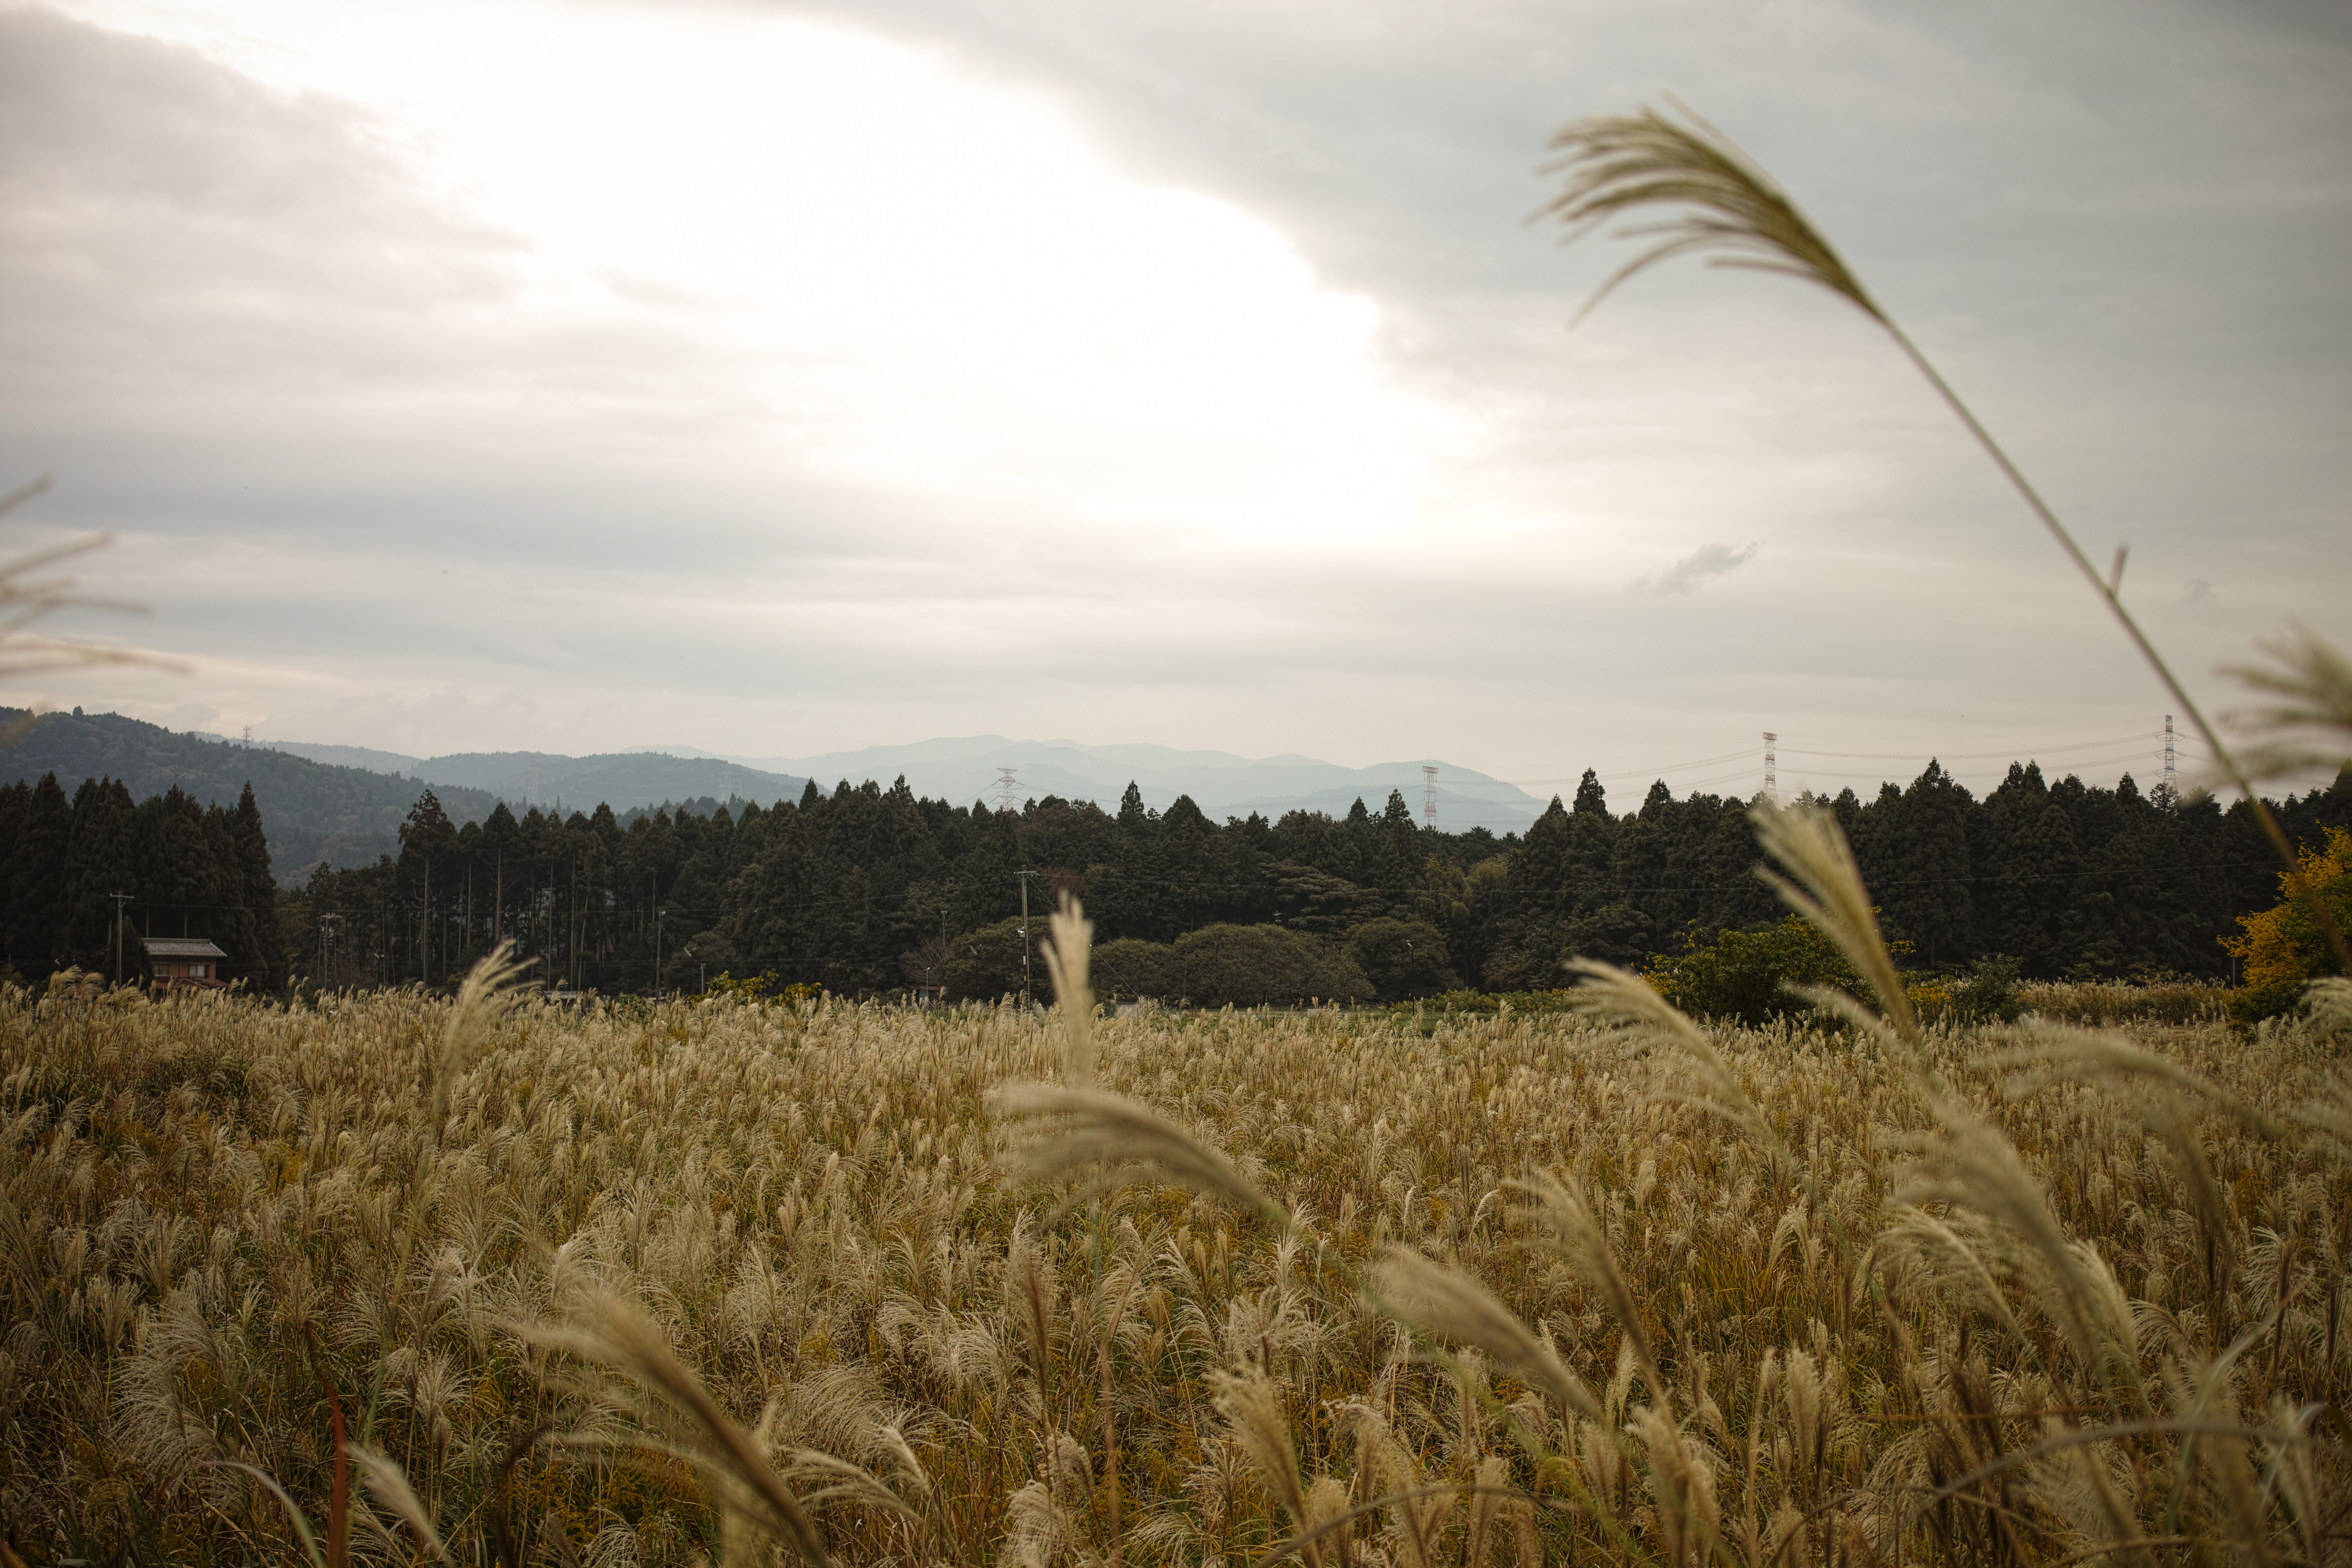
[941,915,1461,1007]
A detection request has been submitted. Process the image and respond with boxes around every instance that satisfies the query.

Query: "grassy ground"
[3,976,2345,1565]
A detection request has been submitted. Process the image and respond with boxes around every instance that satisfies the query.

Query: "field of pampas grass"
[4,866,2349,1564]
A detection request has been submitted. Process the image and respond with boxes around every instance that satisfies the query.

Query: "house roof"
[145,937,228,960]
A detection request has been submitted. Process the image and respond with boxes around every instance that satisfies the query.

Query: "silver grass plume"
[1540,103,1881,326]
[1565,958,1790,1158]
[535,1295,832,1566]
[994,898,1289,1225]
[2308,974,2352,1029]
[1371,1249,1603,1425]
[2296,979,2352,1157]
[1512,1171,1666,1405]
[1571,959,1882,1278]
[0,475,185,690]
[1210,1367,1323,1568]
[1042,892,1096,1087]
[993,1081,1286,1226]
[1545,102,2350,972]
[425,940,531,1147]
[1994,1025,2282,1307]
[1749,800,1920,1045]
[2221,622,2352,785]
[1888,1098,2141,1396]
[351,1446,451,1563]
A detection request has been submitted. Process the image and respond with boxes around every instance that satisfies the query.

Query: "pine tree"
[398,789,457,983]
[230,782,282,986]
[1879,762,1976,967]
[62,777,141,979]
[6,774,71,975]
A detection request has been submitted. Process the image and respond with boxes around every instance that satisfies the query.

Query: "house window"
[189,963,209,978]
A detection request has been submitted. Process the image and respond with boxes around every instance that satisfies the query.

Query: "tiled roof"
[145,938,229,959]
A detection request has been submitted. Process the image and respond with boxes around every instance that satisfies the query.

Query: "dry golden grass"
[5,911,2346,1565]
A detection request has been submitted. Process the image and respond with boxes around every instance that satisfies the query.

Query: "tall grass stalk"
[1541,103,2351,972]
[0,475,186,746]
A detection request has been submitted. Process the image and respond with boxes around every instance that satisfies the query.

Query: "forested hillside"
[282,759,2352,997]
[264,741,809,814]
[0,774,281,985]
[0,709,497,874]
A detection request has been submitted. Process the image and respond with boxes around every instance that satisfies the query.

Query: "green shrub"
[1344,917,1459,1001]
[952,921,1367,1008]
[1092,937,1172,1002]
[1170,924,1369,1007]
[1644,915,1871,1027]
[1088,924,1371,1007]
[941,917,1036,1002]
[1392,987,1576,1019]
[1951,954,2024,1024]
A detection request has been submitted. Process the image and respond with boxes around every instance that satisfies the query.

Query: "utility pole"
[655,906,666,996]
[1016,868,1039,1006]
[110,892,132,987]
[1762,732,1778,806]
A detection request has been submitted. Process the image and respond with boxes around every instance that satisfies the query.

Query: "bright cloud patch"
[49,0,1438,540]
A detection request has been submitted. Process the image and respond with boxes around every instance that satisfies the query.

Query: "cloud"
[1632,542,1759,597]
[2,0,2347,779]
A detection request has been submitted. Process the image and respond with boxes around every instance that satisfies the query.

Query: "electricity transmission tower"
[1762,732,1778,805]
[1422,765,1439,826]
[995,767,1019,813]
[2163,714,2177,800]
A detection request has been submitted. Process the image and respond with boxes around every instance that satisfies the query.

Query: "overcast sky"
[3,0,2345,803]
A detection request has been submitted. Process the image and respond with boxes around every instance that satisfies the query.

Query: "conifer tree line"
[0,774,281,985]
[4,759,2341,996]
[259,759,2349,999]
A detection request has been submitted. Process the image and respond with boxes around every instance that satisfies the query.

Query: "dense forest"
[269,759,2344,998]
[0,774,282,985]
[7,757,2344,998]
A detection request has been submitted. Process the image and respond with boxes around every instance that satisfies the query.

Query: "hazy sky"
[3,0,2346,802]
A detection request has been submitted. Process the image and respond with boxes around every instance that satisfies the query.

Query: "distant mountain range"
[255,741,809,816]
[2,711,1547,880]
[0,710,813,880]
[615,735,1548,832]
[272,733,1547,833]
[1,709,501,878]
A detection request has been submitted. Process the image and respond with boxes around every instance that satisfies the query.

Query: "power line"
[1466,731,2175,794]
[1778,752,2166,785]
[1780,732,2158,762]
[1465,744,1763,788]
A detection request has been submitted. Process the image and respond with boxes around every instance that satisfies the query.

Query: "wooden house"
[147,936,229,991]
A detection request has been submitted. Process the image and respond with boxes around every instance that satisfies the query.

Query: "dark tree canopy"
[16,753,2343,998]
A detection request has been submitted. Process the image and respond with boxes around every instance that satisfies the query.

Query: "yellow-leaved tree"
[2226,824,2351,1019]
